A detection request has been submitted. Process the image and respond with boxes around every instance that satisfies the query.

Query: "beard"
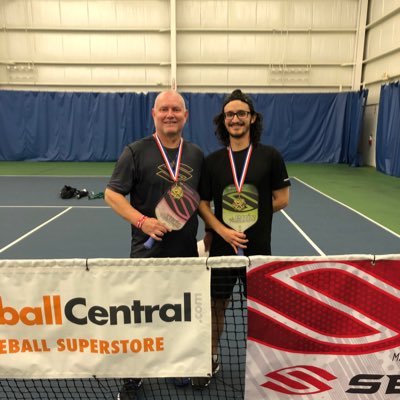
[228,124,249,140]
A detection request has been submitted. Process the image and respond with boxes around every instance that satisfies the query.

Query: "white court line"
[280,209,326,256]
[0,207,73,254]
[293,176,400,239]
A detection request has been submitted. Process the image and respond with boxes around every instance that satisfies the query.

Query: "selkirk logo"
[262,365,336,395]
[247,260,400,354]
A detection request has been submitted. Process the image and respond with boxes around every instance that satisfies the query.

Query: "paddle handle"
[144,237,155,249]
[237,247,244,256]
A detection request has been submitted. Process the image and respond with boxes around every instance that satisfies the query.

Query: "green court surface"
[1,161,399,235]
[0,161,115,176]
[287,163,400,235]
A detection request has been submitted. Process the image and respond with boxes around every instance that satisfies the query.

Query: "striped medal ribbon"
[153,133,184,199]
[228,144,253,210]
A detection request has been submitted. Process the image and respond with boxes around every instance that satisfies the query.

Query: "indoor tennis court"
[1,1,400,399]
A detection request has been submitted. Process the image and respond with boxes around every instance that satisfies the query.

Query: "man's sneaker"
[117,378,143,400]
[191,355,220,390]
[169,377,191,387]
[191,376,211,390]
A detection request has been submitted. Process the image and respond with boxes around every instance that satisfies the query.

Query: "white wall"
[361,0,400,166]
[0,0,171,90]
[0,0,361,92]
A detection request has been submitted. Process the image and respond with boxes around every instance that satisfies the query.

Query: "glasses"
[224,110,251,120]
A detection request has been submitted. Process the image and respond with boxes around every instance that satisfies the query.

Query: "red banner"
[246,255,400,399]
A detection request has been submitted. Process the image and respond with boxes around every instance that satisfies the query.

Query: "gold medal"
[232,195,246,211]
[171,184,184,200]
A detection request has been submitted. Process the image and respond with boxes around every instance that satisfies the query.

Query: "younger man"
[195,89,290,388]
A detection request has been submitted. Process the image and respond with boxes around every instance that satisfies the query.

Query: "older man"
[105,90,204,399]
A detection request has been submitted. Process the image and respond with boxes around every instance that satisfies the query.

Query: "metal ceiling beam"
[352,0,368,90]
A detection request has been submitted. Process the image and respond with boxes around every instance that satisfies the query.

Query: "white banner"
[245,255,400,400]
[0,257,211,379]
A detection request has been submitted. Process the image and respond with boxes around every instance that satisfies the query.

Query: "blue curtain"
[0,91,157,161]
[0,89,367,163]
[376,82,400,177]
[251,91,367,165]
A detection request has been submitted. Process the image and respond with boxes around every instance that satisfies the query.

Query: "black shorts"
[211,267,247,300]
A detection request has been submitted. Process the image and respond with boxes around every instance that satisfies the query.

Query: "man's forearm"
[104,188,142,226]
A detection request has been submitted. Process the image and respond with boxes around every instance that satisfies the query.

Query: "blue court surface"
[0,176,399,259]
[0,175,399,400]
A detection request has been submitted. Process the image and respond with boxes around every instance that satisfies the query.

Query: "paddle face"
[155,182,200,230]
[144,182,200,249]
[222,184,258,254]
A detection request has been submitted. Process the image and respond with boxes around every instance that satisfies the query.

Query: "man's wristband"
[136,215,148,230]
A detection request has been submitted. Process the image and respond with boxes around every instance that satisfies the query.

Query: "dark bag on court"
[60,185,91,199]
[60,185,79,199]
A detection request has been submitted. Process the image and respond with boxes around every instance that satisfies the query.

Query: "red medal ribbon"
[153,133,183,183]
[228,144,253,194]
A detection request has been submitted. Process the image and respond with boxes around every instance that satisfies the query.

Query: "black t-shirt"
[107,136,204,258]
[199,144,290,256]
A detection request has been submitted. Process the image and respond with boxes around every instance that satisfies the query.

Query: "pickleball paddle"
[222,183,258,255]
[144,182,200,249]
